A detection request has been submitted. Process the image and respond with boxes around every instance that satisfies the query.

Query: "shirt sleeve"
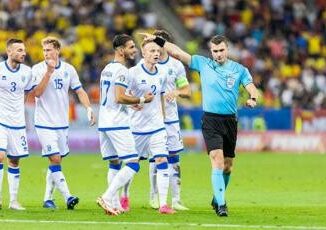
[114,67,129,88]
[161,74,167,94]
[69,65,82,90]
[31,65,43,86]
[189,55,207,72]
[240,67,253,87]
[24,67,36,92]
[126,69,134,92]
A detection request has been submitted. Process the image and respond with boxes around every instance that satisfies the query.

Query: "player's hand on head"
[139,32,156,41]
[144,92,154,103]
[87,107,96,126]
[246,98,257,108]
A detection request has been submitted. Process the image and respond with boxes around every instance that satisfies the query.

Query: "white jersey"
[0,61,34,128]
[157,56,188,123]
[98,62,131,130]
[32,60,82,128]
[128,62,167,134]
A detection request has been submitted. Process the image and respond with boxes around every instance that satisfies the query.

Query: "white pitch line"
[1,219,326,229]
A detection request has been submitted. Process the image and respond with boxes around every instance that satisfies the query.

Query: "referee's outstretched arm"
[139,33,191,66]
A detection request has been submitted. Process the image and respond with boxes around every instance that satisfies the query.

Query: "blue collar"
[141,64,158,75]
[45,60,61,69]
[5,61,20,73]
[158,56,169,65]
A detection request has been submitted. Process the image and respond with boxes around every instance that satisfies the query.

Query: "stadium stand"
[0,0,325,109]
[166,0,326,109]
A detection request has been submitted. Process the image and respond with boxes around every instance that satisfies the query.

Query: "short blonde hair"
[41,36,61,49]
[141,39,155,48]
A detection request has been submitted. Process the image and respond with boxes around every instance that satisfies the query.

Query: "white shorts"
[99,129,138,162]
[165,122,184,155]
[0,125,29,158]
[35,128,69,157]
[133,129,168,160]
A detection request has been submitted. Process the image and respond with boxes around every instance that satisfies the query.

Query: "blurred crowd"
[0,0,325,110]
[0,0,155,104]
[168,0,326,109]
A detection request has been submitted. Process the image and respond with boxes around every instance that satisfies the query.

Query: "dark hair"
[6,38,23,47]
[153,30,172,42]
[113,34,133,49]
[210,35,228,46]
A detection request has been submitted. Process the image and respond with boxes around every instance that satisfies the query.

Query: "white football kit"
[128,62,168,159]
[32,60,82,157]
[0,61,34,158]
[157,56,188,154]
[98,61,137,161]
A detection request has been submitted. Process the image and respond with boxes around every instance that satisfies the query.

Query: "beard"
[12,56,25,64]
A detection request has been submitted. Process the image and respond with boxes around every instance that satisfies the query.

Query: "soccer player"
[128,39,175,214]
[142,33,259,216]
[96,34,153,215]
[148,30,191,211]
[0,39,34,210]
[31,36,96,209]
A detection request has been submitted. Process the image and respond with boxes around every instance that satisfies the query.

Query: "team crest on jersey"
[64,71,68,79]
[46,145,52,152]
[2,76,6,80]
[118,75,125,83]
[226,75,235,89]
[168,69,173,75]
[141,79,146,84]
[21,75,26,82]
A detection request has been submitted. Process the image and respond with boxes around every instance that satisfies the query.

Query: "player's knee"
[8,158,19,167]
[109,159,120,165]
[48,154,61,164]
[0,151,5,162]
[126,162,140,173]
[154,156,167,164]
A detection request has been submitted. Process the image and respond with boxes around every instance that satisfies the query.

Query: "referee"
[141,33,259,217]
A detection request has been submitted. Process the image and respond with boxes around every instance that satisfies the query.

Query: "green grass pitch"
[0,152,326,229]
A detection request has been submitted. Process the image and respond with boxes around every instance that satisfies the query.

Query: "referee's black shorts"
[201,112,237,158]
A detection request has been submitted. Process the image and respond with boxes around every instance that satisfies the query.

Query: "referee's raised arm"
[139,33,191,66]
